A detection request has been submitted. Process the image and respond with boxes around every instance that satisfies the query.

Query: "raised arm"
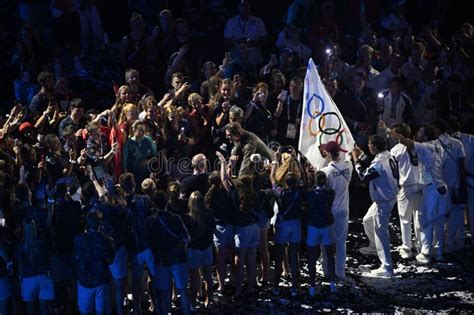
[379,120,415,151]
[216,151,231,192]
[270,161,278,187]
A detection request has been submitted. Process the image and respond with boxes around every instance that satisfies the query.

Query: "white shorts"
[234,224,260,249]
[77,282,111,314]
[274,219,301,244]
[188,246,213,270]
[155,263,189,291]
[213,224,234,248]
[0,276,11,301]
[306,225,336,247]
[108,246,128,280]
[131,248,155,277]
[21,275,55,302]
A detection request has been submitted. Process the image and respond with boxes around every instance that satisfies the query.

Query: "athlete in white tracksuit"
[352,135,398,276]
[390,124,423,259]
[452,131,474,239]
[453,132,474,241]
[384,122,448,262]
[436,130,466,253]
[320,141,353,279]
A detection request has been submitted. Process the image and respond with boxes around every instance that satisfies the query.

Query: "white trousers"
[419,184,447,256]
[363,200,395,269]
[322,209,349,278]
[397,187,422,250]
[445,187,466,252]
[446,204,466,251]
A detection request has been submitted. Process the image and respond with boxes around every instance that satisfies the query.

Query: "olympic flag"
[298,58,355,169]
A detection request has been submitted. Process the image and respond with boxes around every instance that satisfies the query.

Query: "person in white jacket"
[448,119,474,242]
[320,141,353,280]
[352,134,398,276]
[377,77,413,128]
[381,121,448,263]
[433,120,466,253]
[389,123,423,259]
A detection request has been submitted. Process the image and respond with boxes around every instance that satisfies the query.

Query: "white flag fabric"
[298,58,355,169]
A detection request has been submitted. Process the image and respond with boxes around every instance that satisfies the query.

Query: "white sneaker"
[416,253,430,264]
[359,246,378,256]
[308,286,316,297]
[370,266,394,277]
[329,282,337,293]
[398,246,413,259]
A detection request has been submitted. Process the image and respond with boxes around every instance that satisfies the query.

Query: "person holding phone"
[29,71,55,116]
[244,82,273,143]
[274,76,303,148]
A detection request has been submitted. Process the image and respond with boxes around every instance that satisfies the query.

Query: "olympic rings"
[318,129,349,153]
[335,130,349,153]
[306,94,325,119]
[308,115,326,137]
[318,112,342,135]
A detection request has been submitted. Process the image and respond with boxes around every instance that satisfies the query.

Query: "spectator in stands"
[224,0,267,66]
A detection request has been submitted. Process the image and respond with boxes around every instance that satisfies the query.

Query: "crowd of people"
[1,0,473,314]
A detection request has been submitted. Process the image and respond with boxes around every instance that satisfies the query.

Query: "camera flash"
[378,92,384,99]
[325,49,331,55]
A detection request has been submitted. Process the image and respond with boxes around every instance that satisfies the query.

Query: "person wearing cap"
[29,71,55,115]
[351,135,398,277]
[19,122,37,145]
[319,140,353,280]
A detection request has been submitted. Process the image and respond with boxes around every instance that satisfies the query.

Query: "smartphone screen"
[93,165,106,180]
